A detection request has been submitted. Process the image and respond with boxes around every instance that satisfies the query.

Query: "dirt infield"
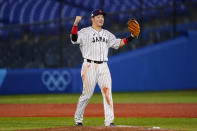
[1,103,195,131]
[0,103,197,117]
[18,126,182,131]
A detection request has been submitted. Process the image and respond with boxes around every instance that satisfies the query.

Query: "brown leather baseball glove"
[127,18,140,38]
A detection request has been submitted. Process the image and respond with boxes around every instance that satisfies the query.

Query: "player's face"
[92,15,104,27]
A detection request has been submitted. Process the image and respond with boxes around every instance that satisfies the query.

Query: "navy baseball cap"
[91,9,106,17]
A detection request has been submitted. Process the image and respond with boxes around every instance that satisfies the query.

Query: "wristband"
[72,25,78,34]
[123,36,134,45]
[123,38,128,45]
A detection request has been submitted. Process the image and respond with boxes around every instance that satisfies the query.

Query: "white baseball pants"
[74,60,114,126]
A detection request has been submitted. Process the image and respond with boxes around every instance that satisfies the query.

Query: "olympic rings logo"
[41,70,71,91]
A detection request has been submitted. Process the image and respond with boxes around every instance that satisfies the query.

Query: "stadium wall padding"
[108,31,197,92]
[0,31,197,94]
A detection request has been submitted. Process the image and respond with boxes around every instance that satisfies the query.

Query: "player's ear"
[91,17,94,23]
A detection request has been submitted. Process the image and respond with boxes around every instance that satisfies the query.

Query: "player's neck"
[92,25,102,32]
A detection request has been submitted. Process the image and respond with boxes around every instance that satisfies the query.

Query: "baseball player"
[70,9,139,126]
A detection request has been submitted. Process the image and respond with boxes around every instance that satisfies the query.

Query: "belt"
[86,59,104,64]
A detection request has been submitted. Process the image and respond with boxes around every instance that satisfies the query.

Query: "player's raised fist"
[74,16,82,26]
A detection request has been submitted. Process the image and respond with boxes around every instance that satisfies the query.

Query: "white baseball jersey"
[71,26,121,61]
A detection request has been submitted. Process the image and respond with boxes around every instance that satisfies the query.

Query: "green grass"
[0,90,196,104]
[0,117,73,131]
[0,117,196,131]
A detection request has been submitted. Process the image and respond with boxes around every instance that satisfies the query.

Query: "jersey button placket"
[99,31,102,62]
